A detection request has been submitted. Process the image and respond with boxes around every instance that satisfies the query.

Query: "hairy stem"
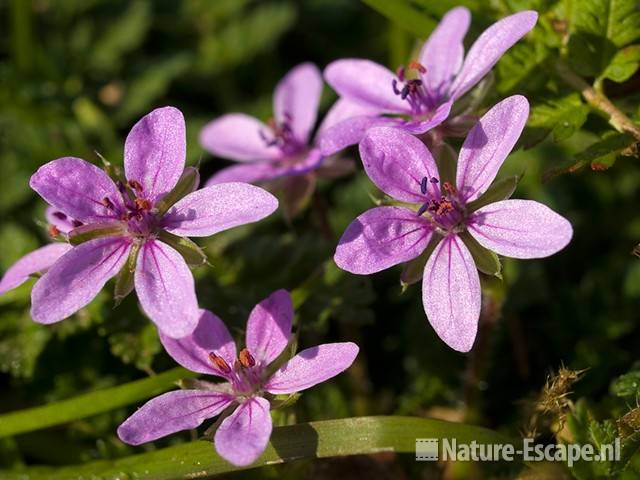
[553,60,640,141]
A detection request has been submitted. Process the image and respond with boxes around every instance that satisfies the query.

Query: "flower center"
[259,113,303,156]
[391,61,436,117]
[208,348,263,397]
[416,176,467,234]
[100,180,159,238]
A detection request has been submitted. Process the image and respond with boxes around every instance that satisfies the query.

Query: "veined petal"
[30,157,122,223]
[124,106,186,204]
[324,59,411,114]
[45,207,79,233]
[159,309,237,377]
[449,11,538,100]
[162,183,278,237]
[135,240,199,338]
[264,342,359,394]
[360,127,439,203]
[118,390,234,445]
[419,7,471,101]
[214,397,272,467]
[398,99,453,134]
[422,235,480,352]
[246,289,293,367]
[316,97,381,137]
[334,207,433,274]
[468,199,573,259]
[274,63,323,145]
[456,96,529,202]
[0,243,73,295]
[205,162,282,186]
[31,237,130,324]
[199,114,283,162]
[318,115,394,157]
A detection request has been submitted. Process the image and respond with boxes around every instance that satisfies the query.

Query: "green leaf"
[601,44,640,82]
[361,0,437,38]
[574,132,636,171]
[610,370,640,397]
[527,93,589,143]
[0,367,196,438]
[467,175,520,212]
[109,323,161,373]
[0,416,519,479]
[459,231,502,277]
[68,222,125,246]
[496,41,549,93]
[568,0,640,77]
[158,231,208,267]
[154,167,200,216]
[400,235,441,288]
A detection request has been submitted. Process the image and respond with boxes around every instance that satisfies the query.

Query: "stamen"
[117,181,127,194]
[392,79,401,95]
[72,220,84,227]
[408,60,427,74]
[208,353,232,373]
[417,203,429,216]
[442,181,456,195]
[134,198,152,211]
[128,180,144,192]
[101,197,115,210]
[238,348,256,368]
[420,176,428,195]
[48,225,60,238]
[52,211,67,221]
[396,66,405,82]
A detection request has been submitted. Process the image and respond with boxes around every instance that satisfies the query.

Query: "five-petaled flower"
[117,289,359,466]
[333,96,573,352]
[200,63,354,218]
[21,106,278,338]
[319,8,538,155]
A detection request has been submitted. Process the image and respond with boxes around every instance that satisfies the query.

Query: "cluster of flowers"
[0,6,573,467]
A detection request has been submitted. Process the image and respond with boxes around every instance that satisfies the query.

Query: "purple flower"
[0,207,77,295]
[25,106,278,338]
[319,8,538,155]
[333,96,573,352]
[117,289,359,466]
[199,63,354,218]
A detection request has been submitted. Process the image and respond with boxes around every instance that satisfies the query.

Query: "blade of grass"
[361,0,436,38]
[0,367,197,438]
[1,416,520,479]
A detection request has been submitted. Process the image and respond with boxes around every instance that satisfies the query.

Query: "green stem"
[0,367,196,438]
[1,416,520,479]
[553,60,640,141]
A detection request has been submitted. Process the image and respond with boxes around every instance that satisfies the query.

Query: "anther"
[396,66,405,82]
[442,181,456,195]
[101,197,115,210]
[392,79,401,96]
[408,60,427,74]
[48,225,60,238]
[420,177,428,195]
[417,203,429,217]
[238,348,256,368]
[52,211,67,221]
[134,198,152,211]
[208,353,232,373]
[128,180,144,192]
[72,220,84,228]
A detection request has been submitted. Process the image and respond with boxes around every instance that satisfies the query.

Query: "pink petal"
[316,97,381,137]
[419,7,471,101]
[206,149,324,186]
[274,63,323,145]
[449,11,538,100]
[456,95,529,202]
[45,207,79,233]
[135,240,199,338]
[199,114,283,162]
[118,390,234,445]
[0,243,73,295]
[318,114,392,157]
[360,127,439,203]
[324,59,410,114]
[31,237,130,324]
[398,99,453,134]
[124,106,186,204]
[162,183,278,237]
[334,206,432,274]
[214,397,272,467]
[422,235,480,352]
[469,199,573,259]
[246,289,293,367]
[159,309,237,377]
[30,157,122,223]
[264,342,359,394]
